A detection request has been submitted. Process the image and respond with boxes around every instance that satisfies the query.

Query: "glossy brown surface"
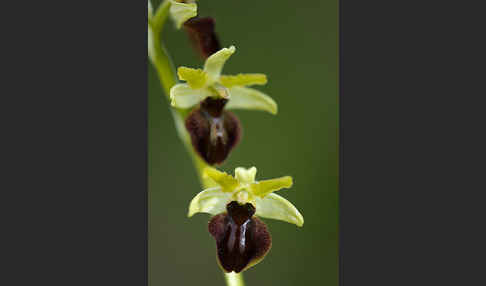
[183,17,221,59]
[208,202,272,273]
[185,98,241,165]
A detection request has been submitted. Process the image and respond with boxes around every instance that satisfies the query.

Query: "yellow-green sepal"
[188,187,232,217]
[169,83,212,108]
[220,73,268,87]
[225,86,278,115]
[254,193,304,227]
[169,0,197,29]
[250,176,293,198]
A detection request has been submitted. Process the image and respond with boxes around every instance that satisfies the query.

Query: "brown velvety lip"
[185,98,241,165]
[208,202,272,273]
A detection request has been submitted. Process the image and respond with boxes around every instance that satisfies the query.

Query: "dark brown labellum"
[183,17,221,59]
[208,201,272,273]
[185,97,241,165]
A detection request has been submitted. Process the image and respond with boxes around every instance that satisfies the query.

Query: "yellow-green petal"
[203,46,236,84]
[169,83,212,108]
[250,176,293,198]
[188,187,232,217]
[254,193,304,227]
[204,167,240,193]
[220,73,268,87]
[225,86,278,115]
[177,67,208,89]
[235,167,257,184]
[169,0,197,29]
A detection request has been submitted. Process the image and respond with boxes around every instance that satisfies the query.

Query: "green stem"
[148,1,245,285]
[224,272,245,286]
[148,0,208,185]
[148,1,175,97]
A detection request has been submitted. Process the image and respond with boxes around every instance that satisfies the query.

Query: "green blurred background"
[149,0,338,285]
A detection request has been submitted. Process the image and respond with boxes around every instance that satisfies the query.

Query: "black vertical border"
[341,1,485,285]
[2,1,147,285]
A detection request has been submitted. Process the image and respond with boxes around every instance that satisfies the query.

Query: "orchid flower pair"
[150,0,305,275]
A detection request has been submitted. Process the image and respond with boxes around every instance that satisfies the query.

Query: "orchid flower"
[188,166,304,272]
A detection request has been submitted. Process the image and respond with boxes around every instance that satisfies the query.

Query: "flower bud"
[208,201,272,273]
[185,97,241,165]
[183,17,221,59]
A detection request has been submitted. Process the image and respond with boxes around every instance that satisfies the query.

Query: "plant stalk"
[224,272,246,286]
